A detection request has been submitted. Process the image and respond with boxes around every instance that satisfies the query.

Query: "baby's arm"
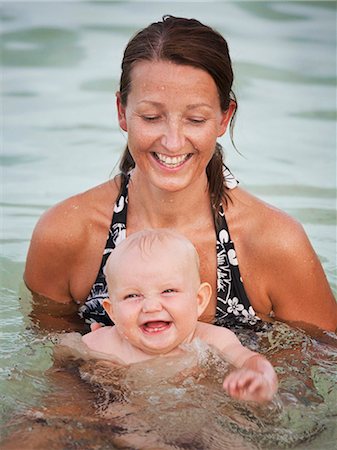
[223,353,277,403]
[199,323,277,403]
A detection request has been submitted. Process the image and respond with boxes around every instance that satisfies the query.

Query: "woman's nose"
[160,121,185,153]
[142,297,163,313]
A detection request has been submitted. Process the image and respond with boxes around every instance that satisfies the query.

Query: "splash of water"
[1,322,337,450]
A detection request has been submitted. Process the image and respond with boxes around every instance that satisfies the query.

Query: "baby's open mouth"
[141,321,172,333]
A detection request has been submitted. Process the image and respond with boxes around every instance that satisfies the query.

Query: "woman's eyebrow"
[137,100,163,107]
[186,103,212,110]
[136,100,212,110]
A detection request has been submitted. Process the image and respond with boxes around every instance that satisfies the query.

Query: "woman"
[24,16,337,332]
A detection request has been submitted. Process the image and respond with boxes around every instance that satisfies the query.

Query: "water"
[1,324,337,449]
[1,1,336,449]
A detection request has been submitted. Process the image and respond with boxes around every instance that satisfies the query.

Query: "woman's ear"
[116,92,127,131]
[196,282,212,318]
[102,298,115,322]
[218,99,236,137]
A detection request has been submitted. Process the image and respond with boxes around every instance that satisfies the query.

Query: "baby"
[83,229,278,403]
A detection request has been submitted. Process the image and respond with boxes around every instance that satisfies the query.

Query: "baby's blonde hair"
[105,228,200,281]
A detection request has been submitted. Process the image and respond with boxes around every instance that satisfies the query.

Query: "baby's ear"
[197,282,212,318]
[102,298,114,321]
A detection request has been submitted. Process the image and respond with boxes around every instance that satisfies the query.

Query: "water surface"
[1,2,336,449]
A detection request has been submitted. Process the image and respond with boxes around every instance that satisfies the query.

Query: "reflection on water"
[2,322,337,450]
[1,1,336,449]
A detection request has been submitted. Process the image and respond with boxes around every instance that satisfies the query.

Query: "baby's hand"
[223,368,275,403]
[90,322,102,332]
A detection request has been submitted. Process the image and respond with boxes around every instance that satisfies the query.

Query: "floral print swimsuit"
[79,167,259,327]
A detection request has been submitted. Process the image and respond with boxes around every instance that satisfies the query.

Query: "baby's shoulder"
[195,322,239,348]
[53,331,125,372]
[82,326,114,350]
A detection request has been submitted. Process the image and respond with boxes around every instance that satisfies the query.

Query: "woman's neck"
[127,170,213,230]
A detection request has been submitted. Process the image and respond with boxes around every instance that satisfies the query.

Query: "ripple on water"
[2,322,336,449]
[0,27,85,67]
[3,91,38,98]
[80,78,117,92]
[80,23,139,36]
[0,154,43,167]
[235,62,336,86]
[291,110,337,121]
[285,208,336,226]
[236,2,307,21]
[248,184,336,199]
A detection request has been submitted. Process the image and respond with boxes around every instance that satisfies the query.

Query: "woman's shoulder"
[35,178,121,244]
[24,178,121,300]
[223,187,336,330]
[228,186,307,247]
[226,186,317,283]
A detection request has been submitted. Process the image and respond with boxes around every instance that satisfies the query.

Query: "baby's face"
[104,239,206,355]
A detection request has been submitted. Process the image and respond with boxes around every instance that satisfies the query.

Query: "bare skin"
[24,177,337,331]
[24,61,337,332]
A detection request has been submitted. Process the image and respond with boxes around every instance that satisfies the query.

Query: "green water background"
[1,1,336,448]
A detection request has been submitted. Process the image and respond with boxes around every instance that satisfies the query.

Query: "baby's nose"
[141,296,163,313]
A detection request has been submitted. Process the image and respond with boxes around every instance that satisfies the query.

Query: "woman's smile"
[151,152,193,169]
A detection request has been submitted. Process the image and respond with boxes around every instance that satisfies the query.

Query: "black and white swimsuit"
[79,167,259,327]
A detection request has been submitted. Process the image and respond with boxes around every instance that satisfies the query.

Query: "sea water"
[1,2,336,449]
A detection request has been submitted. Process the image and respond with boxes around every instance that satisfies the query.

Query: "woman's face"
[117,60,232,193]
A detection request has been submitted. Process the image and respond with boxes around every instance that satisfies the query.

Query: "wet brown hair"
[117,15,237,216]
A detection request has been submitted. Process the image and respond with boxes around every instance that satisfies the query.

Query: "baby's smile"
[141,321,172,334]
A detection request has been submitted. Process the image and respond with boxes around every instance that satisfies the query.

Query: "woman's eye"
[188,118,206,124]
[142,115,160,122]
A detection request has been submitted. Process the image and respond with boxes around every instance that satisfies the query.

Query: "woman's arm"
[228,188,337,331]
[263,212,337,331]
[24,181,119,331]
[28,292,84,332]
[24,199,89,331]
[24,199,84,303]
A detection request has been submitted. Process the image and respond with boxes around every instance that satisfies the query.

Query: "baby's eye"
[162,289,177,294]
[124,293,141,300]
